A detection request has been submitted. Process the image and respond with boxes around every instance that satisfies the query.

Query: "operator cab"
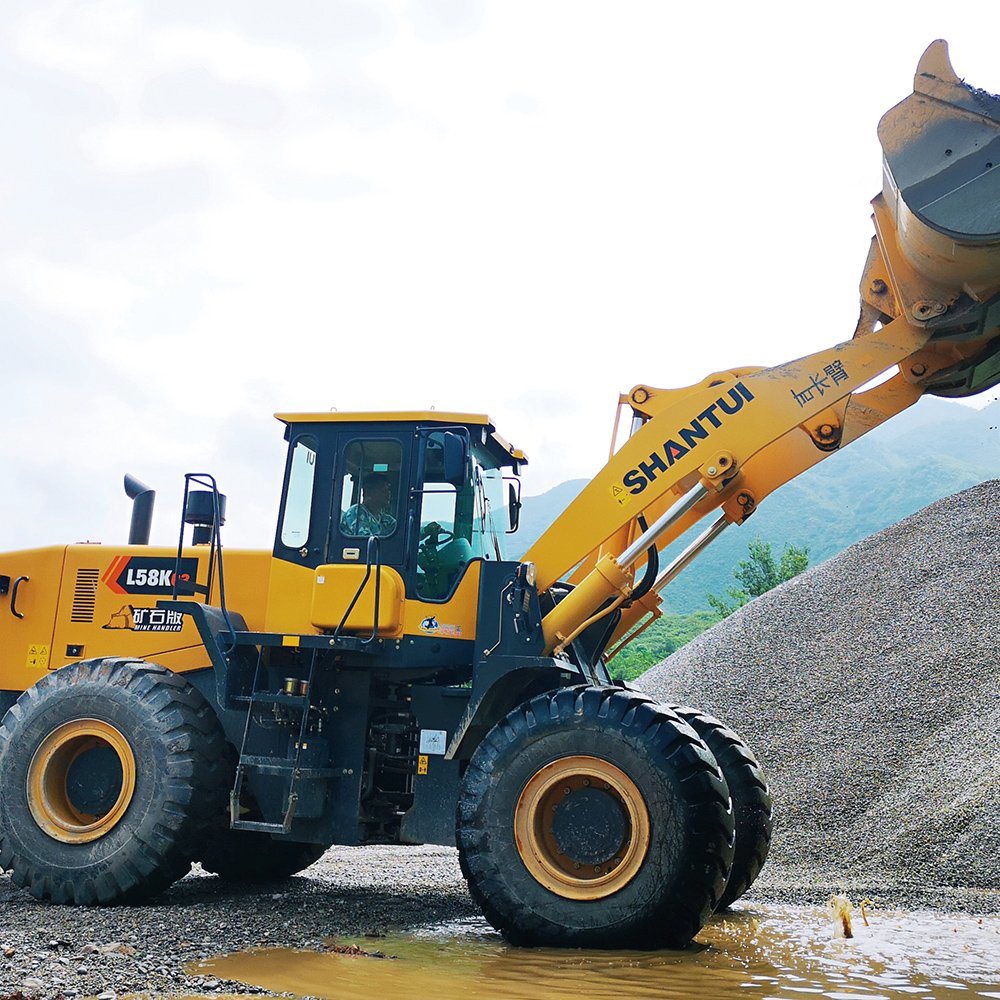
[272,411,526,606]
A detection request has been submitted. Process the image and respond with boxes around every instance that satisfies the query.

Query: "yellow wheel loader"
[0,41,997,947]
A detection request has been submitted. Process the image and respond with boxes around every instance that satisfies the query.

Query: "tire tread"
[456,685,735,948]
[670,705,774,910]
[0,658,228,905]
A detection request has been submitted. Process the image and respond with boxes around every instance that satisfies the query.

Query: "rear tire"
[201,832,328,882]
[0,658,228,904]
[671,706,773,909]
[456,686,734,948]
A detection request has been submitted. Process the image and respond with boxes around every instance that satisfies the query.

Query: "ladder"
[229,648,336,834]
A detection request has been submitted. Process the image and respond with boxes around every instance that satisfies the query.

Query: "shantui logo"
[102,556,199,596]
[622,382,755,495]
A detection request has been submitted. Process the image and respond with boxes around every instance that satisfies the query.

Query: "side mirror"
[507,479,522,533]
[442,431,468,486]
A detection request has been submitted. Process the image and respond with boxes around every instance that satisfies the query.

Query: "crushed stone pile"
[640,480,1000,904]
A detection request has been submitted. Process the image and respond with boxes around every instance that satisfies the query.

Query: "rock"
[99,942,137,957]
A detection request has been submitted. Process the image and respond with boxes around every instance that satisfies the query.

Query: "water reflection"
[192,905,1000,1000]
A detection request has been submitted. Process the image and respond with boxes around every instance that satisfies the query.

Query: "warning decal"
[610,483,633,508]
[26,644,50,671]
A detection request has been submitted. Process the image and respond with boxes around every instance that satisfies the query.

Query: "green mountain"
[514,397,999,614]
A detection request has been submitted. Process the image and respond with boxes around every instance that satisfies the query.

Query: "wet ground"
[191,904,1000,1000]
[4,846,998,998]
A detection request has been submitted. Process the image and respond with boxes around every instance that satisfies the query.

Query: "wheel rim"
[27,719,137,844]
[514,755,651,900]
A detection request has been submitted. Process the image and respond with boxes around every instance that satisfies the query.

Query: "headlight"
[523,561,537,587]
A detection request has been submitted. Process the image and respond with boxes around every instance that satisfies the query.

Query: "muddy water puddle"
[191,906,1000,1000]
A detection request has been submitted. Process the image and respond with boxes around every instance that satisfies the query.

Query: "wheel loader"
[0,41,998,948]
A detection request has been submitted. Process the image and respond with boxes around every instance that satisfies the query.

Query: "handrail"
[10,576,28,619]
[333,534,383,644]
[171,472,238,652]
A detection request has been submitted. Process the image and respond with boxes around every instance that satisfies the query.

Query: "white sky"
[1,1,996,550]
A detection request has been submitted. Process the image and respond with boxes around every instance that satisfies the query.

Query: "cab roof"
[274,410,527,464]
[276,409,489,426]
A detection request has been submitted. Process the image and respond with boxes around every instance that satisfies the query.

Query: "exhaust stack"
[124,474,155,545]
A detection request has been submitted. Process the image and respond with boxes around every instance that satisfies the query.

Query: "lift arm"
[525,40,1000,659]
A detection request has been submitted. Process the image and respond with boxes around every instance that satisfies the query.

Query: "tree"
[706,537,809,617]
[610,610,723,681]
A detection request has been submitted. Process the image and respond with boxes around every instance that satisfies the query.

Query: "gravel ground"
[0,845,477,999]
[640,480,1000,910]
[3,845,995,1000]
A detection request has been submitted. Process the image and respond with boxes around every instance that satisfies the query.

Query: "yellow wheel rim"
[514,755,651,901]
[27,719,137,844]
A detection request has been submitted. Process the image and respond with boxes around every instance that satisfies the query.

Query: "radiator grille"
[70,569,100,623]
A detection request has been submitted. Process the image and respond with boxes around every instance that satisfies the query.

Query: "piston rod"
[616,482,709,570]
[651,514,729,593]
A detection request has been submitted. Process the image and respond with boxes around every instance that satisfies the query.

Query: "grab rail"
[333,535,383,645]
[10,576,28,619]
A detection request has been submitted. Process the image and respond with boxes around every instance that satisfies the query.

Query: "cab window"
[280,436,317,548]
[339,440,402,539]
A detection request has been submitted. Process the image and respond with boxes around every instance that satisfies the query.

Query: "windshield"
[470,447,508,563]
[415,433,513,601]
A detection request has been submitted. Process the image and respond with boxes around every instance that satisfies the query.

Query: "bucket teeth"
[912,40,1000,123]
[878,40,1000,244]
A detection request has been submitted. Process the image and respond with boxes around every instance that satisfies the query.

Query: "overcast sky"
[2,1,997,550]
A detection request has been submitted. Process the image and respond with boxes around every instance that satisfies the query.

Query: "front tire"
[456,686,734,948]
[0,658,228,904]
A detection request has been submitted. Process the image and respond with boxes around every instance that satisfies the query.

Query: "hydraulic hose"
[627,514,659,605]
[551,515,659,658]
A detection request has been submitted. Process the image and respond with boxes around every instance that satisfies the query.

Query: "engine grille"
[70,569,100,623]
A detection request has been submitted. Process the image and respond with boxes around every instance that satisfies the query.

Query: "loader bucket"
[880,40,1000,248]
[878,40,1000,397]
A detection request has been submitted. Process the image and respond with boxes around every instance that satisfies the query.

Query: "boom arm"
[526,41,1000,660]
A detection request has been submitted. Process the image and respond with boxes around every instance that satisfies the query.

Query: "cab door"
[308,430,411,636]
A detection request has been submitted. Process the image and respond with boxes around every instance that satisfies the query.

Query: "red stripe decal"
[102,556,129,594]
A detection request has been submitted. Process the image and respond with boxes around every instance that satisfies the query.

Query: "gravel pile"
[0,845,475,999]
[640,480,1000,910]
